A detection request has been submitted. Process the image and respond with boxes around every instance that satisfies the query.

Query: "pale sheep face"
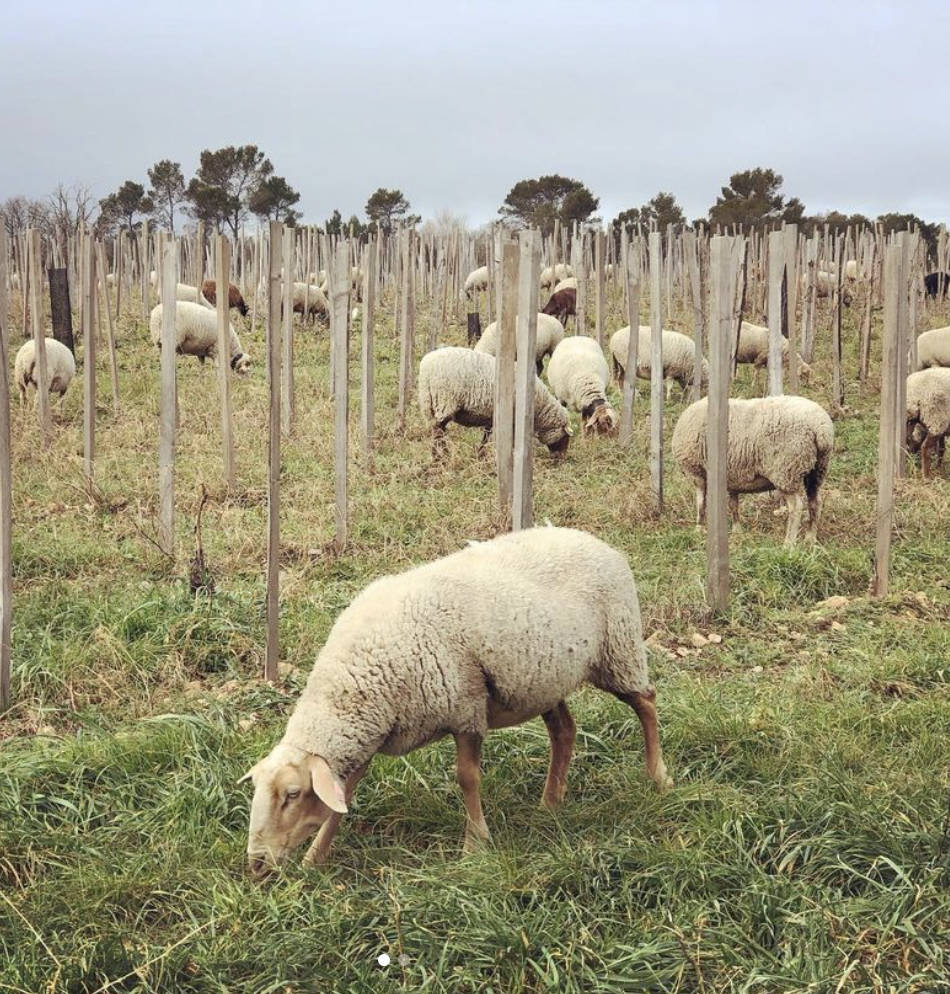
[241,744,346,875]
[232,355,252,376]
[584,404,618,436]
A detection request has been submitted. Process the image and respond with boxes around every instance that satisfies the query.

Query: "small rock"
[237,716,257,732]
[278,662,298,676]
[752,665,763,674]
[830,621,846,632]
[914,592,929,607]
[817,595,849,611]
[707,633,723,644]
[690,633,709,649]
[676,647,690,658]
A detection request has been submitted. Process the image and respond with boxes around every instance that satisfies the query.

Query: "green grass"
[2,285,950,992]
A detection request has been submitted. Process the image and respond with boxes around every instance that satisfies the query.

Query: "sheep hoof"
[462,829,491,854]
[653,765,674,793]
[540,790,565,811]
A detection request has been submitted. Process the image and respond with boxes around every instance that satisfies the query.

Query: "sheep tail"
[24,359,36,389]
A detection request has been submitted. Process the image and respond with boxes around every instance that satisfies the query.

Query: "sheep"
[474,313,565,374]
[916,326,950,370]
[240,525,671,872]
[905,368,950,479]
[289,282,330,322]
[13,338,75,406]
[547,337,618,435]
[924,272,950,299]
[464,265,489,297]
[418,346,571,459]
[609,325,707,399]
[801,267,853,306]
[671,395,834,548]
[735,321,811,390]
[168,282,213,309]
[542,287,576,327]
[201,279,249,317]
[539,263,573,289]
[553,277,578,291]
[148,300,251,375]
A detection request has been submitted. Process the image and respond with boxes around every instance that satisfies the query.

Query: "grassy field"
[2,284,950,993]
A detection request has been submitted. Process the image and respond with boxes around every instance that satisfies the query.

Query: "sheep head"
[241,743,347,876]
[231,353,252,376]
[584,403,618,436]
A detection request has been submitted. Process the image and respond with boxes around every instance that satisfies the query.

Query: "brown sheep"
[201,279,249,318]
[542,287,576,326]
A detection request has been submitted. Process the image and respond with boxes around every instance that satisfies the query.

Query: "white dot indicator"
[377,953,391,968]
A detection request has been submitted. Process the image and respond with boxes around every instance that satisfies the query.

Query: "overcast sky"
[1,0,946,227]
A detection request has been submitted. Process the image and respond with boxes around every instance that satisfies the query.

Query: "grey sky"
[2,0,947,227]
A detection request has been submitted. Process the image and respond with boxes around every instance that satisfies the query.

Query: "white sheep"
[241,525,671,871]
[418,346,571,458]
[553,276,578,292]
[736,321,811,390]
[906,368,950,479]
[148,301,251,375]
[463,265,489,297]
[546,337,618,435]
[14,338,76,406]
[610,326,707,399]
[539,263,574,289]
[916,326,950,371]
[671,395,834,547]
[173,282,214,309]
[289,282,330,321]
[474,313,565,373]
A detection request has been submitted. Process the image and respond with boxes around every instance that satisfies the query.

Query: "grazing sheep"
[241,525,671,871]
[542,287,577,327]
[547,337,618,435]
[906,368,950,479]
[735,321,811,389]
[916,326,950,370]
[171,283,214,309]
[289,282,330,322]
[418,347,571,458]
[553,277,578,292]
[671,395,834,547]
[149,301,251,375]
[924,272,950,299]
[201,279,249,317]
[802,267,852,306]
[14,338,75,406]
[610,326,707,399]
[475,313,565,373]
[539,263,573,289]
[464,265,489,297]
[844,259,858,280]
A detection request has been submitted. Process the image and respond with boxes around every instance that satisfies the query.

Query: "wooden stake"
[0,229,12,710]
[767,229,785,396]
[361,239,377,463]
[265,222,283,682]
[871,242,902,597]
[95,242,120,414]
[512,231,540,531]
[280,227,295,434]
[158,237,177,558]
[684,229,704,400]
[397,228,415,430]
[706,236,732,611]
[496,240,519,525]
[82,233,96,489]
[649,230,663,513]
[620,244,641,445]
[330,243,350,552]
[594,229,606,347]
[783,224,799,393]
[214,235,236,487]
[28,230,52,443]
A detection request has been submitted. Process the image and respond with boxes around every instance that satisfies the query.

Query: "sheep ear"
[308,755,347,814]
[565,424,574,436]
[238,760,264,785]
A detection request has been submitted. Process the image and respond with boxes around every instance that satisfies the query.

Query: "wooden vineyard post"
[831,237,845,411]
[706,235,732,611]
[330,243,350,553]
[397,228,415,431]
[594,229,606,347]
[140,220,150,326]
[48,268,75,354]
[496,240,519,526]
[214,235,236,487]
[0,229,12,710]
[895,234,911,478]
[767,229,785,397]
[620,245,641,445]
[783,224,800,394]
[280,227,295,434]
[95,242,120,414]
[574,234,587,335]
[512,231,541,531]
[361,239,377,464]
[28,230,52,443]
[685,229,704,400]
[649,230,664,513]
[859,240,876,384]
[158,238,177,558]
[82,234,96,490]
[265,222,283,682]
[871,242,902,597]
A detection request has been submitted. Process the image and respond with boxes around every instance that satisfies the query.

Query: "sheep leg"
[540,701,576,810]
[476,428,493,456]
[615,687,672,791]
[729,493,740,526]
[694,483,707,528]
[432,422,449,461]
[921,435,935,480]
[782,492,804,548]
[302,762,369,867]
[804,487,821,544]
[455,732,490,851]
[18,382,27,406]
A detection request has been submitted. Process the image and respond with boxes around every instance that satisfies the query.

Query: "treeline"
[0,156,942,249]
